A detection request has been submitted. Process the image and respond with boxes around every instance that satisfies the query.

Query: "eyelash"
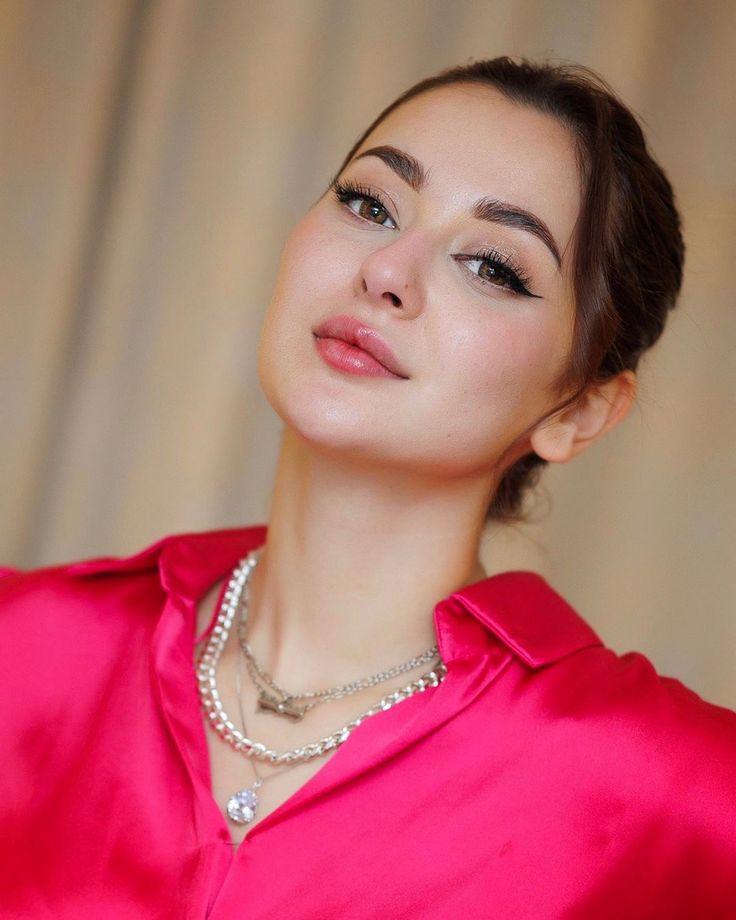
[330,178,538,298]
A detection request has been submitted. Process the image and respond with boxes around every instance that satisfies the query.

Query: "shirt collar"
[66,525,601,670]
[441,571,602,668]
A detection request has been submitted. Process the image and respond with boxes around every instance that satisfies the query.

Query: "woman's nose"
[355,235,426,319]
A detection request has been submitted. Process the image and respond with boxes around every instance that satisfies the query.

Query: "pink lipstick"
[313,315,408,380]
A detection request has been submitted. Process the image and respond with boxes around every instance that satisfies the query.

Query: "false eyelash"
[331,179,395,222]
[461,248,536,297]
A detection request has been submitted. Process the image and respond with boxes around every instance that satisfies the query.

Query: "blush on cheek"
[465,326,566,425]
[506,322,565,381]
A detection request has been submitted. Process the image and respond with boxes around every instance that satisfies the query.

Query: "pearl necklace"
[195,548,447,825]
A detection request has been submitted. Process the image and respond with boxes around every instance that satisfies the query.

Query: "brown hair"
[330,56,685,521]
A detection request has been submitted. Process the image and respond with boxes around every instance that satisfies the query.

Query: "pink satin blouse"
[2,525,735,918]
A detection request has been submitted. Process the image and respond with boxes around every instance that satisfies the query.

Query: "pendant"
[257,693,306,721]
[226,786,259,825]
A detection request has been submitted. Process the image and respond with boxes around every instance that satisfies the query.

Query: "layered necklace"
[195,548,447,826]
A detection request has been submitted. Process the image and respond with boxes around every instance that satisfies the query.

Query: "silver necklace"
[222,639,298,826]
[225,643,263,825]
[238,585,439,722]
[195,549,447,824]
[226,639,294,826]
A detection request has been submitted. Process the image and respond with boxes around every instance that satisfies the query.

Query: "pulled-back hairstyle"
[330,56,685,522]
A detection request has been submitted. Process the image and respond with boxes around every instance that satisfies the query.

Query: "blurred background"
[2,0,734,706]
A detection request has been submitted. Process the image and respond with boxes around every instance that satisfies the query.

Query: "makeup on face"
[313,314,409,380]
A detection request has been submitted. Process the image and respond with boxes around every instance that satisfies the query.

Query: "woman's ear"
[529,370,637,464]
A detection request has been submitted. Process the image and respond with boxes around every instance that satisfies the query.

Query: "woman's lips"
[313,336,404,378]
[312,314,409,379]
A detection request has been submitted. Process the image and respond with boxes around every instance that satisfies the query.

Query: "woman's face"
[258,83,582,481]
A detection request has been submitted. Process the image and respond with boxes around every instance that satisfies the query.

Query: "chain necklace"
[225,641,264,826]
[238,585,439,722]
[196,548,447,824]
[226,638,292,827]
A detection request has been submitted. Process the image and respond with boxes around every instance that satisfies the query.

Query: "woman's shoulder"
[467,569,736,817]
[519,593,736,838]
[563,633,736,759]
[0,532,171,613]
[464,567,736,738]
[462,573,736,878]
[575,645,736,869]
[596,646,736,786]
[0,524,268,617]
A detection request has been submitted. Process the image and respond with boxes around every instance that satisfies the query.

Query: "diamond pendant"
[226,786,259,825]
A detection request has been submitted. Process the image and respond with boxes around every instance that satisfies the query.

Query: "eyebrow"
[351,144,562,271]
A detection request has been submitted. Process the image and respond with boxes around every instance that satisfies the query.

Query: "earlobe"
[529,370,637,464]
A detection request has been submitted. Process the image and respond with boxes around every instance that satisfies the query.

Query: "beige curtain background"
[2,0,735,707]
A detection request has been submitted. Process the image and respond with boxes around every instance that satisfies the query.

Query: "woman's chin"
[271,402,482,482]
[262,359,380,438]
[276,395,379,455]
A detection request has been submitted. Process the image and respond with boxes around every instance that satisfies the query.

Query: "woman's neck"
[244,428,494,689]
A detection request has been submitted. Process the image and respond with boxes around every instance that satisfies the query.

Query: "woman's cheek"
[454,319,562,428]
[286,211,357,290]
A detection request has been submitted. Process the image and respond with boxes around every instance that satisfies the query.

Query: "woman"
[2,56,735,919]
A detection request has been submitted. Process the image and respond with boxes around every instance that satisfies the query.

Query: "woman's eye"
[349,197,396,228]
[331,180,397,229]
[455,252,539,298]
